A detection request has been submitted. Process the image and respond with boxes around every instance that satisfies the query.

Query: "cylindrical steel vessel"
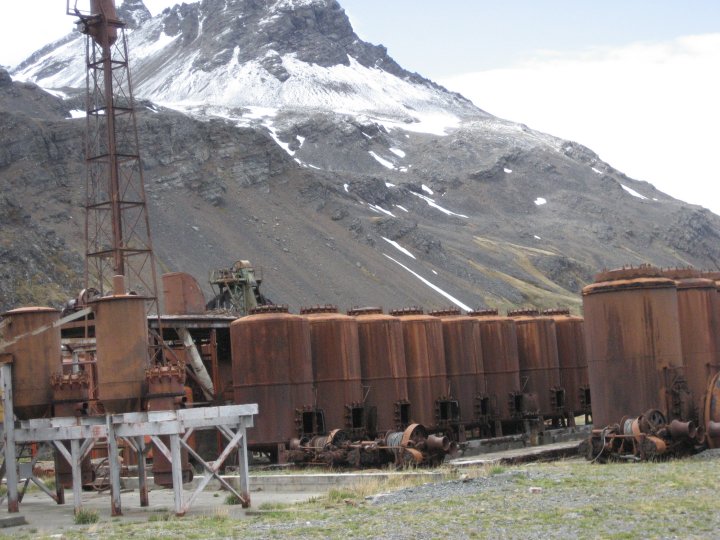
[347,307,409,433]
[543,309,590,418]
[89,0,120,46]
[231,305,316,451]
[662,269,720,425]
[583,267,686,428]
[430,308,484,425]
[390,308,450,430]
[162,272,206,315]
[468,310,523,422]
[1,307,61,419]
[509,309,564,418]
[300,306,365,435]
[93,294,149,413]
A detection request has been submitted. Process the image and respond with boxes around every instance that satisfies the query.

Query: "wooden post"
[70,439,82,514]
[2,363,19,512]
[170,434,184,516]
[106,420,122,516]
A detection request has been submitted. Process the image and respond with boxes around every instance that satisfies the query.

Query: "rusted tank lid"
[91,292,149,304]
[542,308,571,316]
[2,306,59,317]
[660,267,700,280]
[593,264,662,283]
[428,307,462,317]
[583,276,677,295]
[300,304,339,315]
[347,306,384,316]
[660,267,715,289]
[467,309,499,317]
[390,307,424,316]
[507,308,539,317]
[699,271,720,281]
[249,304,289,315]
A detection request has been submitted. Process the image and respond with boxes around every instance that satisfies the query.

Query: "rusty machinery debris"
[208,260,270,315]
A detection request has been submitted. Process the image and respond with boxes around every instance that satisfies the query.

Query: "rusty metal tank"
[162,272,206,315]
[347,307,409,434]
[390,308,451,430]
[230,305,317,452]
[1,307,61,419]
[508,309,564,419]
[582,266,686,428]
[300,306,365,435]
[542,309,590,418]
[93,293,149,413]
[429,308,484,425]
[467,310,524,422]
[661,269,720,425]
[88,0,120,47]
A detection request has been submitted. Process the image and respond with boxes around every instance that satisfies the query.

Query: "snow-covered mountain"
[15,0,478,126]
[3,0,720,313]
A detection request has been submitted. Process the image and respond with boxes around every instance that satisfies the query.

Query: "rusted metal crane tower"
[67,0,160,315]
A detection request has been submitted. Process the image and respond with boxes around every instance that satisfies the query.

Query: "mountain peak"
[13,0,479,122]
[117,0,152,29]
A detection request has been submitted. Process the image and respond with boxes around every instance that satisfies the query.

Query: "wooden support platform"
[1,363,257,517]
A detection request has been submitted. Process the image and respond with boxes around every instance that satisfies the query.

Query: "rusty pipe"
[426,434,451,452]
[668,419,697,440]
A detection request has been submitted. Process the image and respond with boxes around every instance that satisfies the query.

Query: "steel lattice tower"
[69,1,160,315]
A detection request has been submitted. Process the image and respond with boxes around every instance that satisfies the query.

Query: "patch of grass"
[258,501,292,511]
[224,492,244,505]
[74,508,99,525]
[488,465,506,475]
[148,512,172,522]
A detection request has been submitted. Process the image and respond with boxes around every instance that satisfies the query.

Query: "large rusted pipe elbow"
[668,419,697,440]
[426,434,451,452]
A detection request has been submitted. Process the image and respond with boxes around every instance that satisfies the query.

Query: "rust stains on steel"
[509,310,564,419]
[161,273,207,315]
[390,308,452,430]
[661,269,720,427]
[348,307,410,434]
[429,309,485,428]
[93,294,150,414]
[582,266,687,428]
[543,309,590,420]
[468,312,524,426]
[230,306,316,454]
[706,372,720,448]
[1,307,61,420]
[300,306,365,436]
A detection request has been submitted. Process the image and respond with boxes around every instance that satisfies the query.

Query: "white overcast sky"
[1,0,718,215]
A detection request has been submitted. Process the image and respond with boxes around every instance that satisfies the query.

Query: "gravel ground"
[6,453,719,539]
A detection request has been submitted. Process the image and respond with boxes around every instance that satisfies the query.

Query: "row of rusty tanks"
[581,265,720,461]
[230,304,456,466]
[229,303,591,463]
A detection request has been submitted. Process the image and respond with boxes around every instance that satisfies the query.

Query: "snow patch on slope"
[621,185,648,200]
[382,237,416,259]
[383,254,471,311]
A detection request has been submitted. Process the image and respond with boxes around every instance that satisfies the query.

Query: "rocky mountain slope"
[2,0,720,314]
